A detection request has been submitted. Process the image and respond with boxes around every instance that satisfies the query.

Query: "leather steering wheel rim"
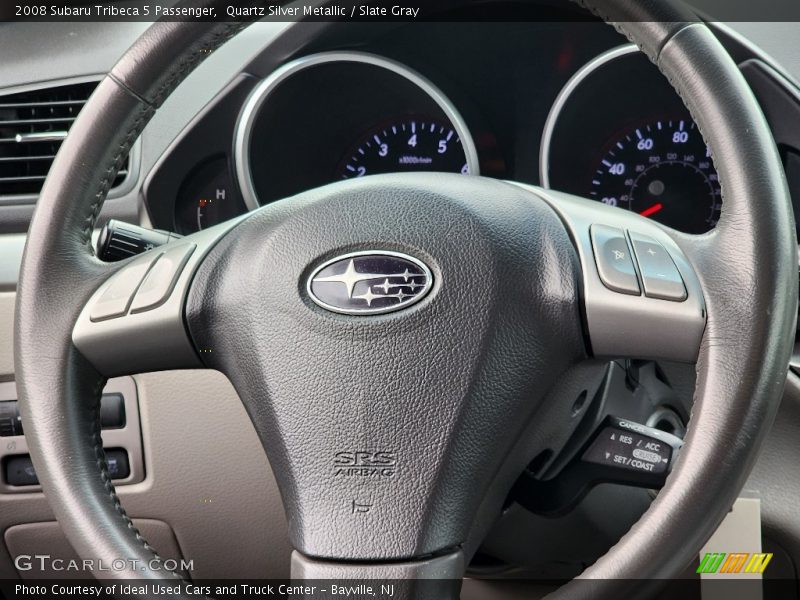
[14,0,797,596]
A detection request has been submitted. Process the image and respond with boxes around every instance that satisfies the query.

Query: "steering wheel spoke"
[530,187,707,363]
[72,220,238,377]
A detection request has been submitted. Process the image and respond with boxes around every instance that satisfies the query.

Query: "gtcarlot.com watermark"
[14,554,194,573]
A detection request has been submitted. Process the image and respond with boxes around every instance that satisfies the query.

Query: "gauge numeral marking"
[339,117,468,180]
[589,118,720,233]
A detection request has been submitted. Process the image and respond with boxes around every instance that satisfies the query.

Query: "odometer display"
[337,117,470,179]
[590,119,721,234]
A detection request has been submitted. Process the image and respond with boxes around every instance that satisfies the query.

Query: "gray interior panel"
[0,293,13,379]
[0,360,293,579]
[5,519,185,579]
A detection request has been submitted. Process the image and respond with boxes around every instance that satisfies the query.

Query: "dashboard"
[3,10,800,587]
[143,20,744,238]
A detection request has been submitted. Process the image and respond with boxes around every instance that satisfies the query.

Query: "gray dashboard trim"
[0,22,150,92]
[0,235,25,292]
[712,21,800,92]
[0,74,104,100]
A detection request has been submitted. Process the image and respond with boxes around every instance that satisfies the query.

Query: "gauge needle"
[639,203,664,218]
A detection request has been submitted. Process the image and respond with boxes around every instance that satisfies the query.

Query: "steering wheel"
[14,0,797,598]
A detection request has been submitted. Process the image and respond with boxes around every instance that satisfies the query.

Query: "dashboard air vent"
[0,81,129,197]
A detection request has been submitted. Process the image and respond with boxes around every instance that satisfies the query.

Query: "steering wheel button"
[628,231,687,301]
[130,243,196,314]
[590,224,641,295]
[89,254,161,322]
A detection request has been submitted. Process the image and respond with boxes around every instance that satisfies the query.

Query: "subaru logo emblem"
[307,251,433,315]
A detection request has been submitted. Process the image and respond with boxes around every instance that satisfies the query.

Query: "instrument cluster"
[172,52,481,234]
[167,31,720,236]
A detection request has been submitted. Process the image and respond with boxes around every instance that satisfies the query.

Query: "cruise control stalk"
[512,416,683,517]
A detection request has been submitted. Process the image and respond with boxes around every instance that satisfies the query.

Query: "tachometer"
[590,119,720,234]
[337,117,470,179]
[234,51,480,210]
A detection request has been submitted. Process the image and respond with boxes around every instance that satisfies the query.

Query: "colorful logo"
[697,552,773,574]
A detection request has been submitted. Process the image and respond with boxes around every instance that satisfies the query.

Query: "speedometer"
[541,44,725,235]
[337,117,470,179]
[590,119,721,234]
